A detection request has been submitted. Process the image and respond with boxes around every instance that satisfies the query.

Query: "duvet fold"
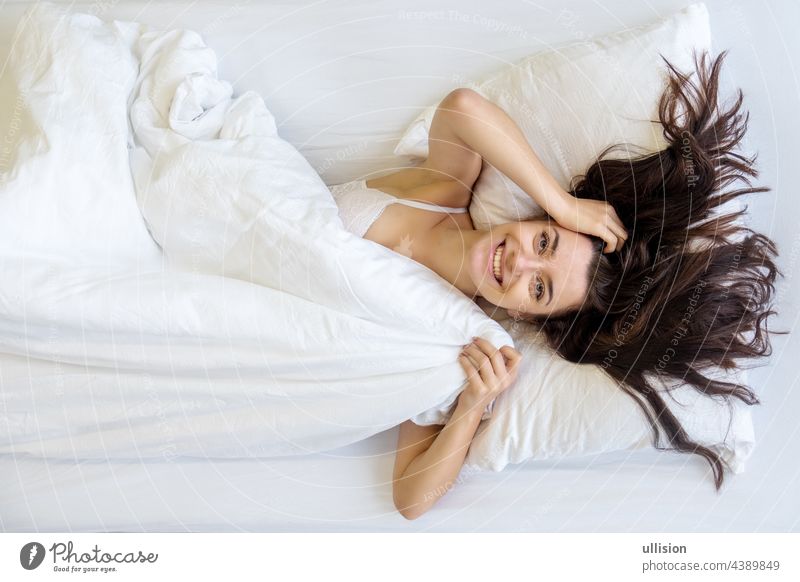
[0,4,511,460]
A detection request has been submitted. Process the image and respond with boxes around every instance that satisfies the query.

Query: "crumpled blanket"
[0,4,512,460]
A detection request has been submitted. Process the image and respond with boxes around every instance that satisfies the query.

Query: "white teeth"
[492,242,504,284]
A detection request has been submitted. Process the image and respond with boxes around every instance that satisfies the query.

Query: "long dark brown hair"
[525,51,781,489]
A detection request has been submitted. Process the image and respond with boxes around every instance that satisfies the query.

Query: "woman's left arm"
[424,88,627,252]
[392,339,521,520]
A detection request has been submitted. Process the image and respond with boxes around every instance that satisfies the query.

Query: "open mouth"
[490,239,506,287]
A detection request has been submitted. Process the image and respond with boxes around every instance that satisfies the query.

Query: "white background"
[0,0,797,532]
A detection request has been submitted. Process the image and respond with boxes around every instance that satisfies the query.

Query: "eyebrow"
[545,228,559,305]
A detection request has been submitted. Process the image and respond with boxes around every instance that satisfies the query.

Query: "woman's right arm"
[422,88,627,252]
[421,87,567,215]
[392,338,521,520]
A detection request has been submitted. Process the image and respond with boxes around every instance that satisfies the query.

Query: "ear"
[507,309,523,321]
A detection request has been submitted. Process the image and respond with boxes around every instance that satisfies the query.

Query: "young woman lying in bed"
[329,52,779,520]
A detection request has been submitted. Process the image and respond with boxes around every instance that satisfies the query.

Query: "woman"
[329,52,779,519]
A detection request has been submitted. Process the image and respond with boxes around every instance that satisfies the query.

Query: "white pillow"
[401,3,756,474]
[464,316,754,474]
[395,3,710,230]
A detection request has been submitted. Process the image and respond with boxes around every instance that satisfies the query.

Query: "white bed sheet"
[2,431,793,532]
[1,0,798,532]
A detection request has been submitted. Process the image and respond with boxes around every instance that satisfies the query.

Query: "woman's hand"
[551,193,628,253]
[391,338,521,520]
[457,337,522,413]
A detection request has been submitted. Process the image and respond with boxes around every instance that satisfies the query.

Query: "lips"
[487,237,505,288]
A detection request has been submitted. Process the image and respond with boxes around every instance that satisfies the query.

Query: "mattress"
[1,0,798,532]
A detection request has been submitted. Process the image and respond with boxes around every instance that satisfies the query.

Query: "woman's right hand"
[550,194,628,253]
[457,337,522,413]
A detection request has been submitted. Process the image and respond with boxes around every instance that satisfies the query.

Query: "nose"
[508,238,546,281]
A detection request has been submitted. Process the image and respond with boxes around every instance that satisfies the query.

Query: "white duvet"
[0,5,511,460]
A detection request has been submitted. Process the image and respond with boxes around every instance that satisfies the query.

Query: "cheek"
[511,280,532,311]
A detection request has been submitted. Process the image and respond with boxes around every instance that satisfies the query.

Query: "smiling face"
[467,218,596,318]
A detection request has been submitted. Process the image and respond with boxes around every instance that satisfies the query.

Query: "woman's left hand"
[551,193,628,253]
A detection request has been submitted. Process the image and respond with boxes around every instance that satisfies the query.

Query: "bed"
[1,0,797,532]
